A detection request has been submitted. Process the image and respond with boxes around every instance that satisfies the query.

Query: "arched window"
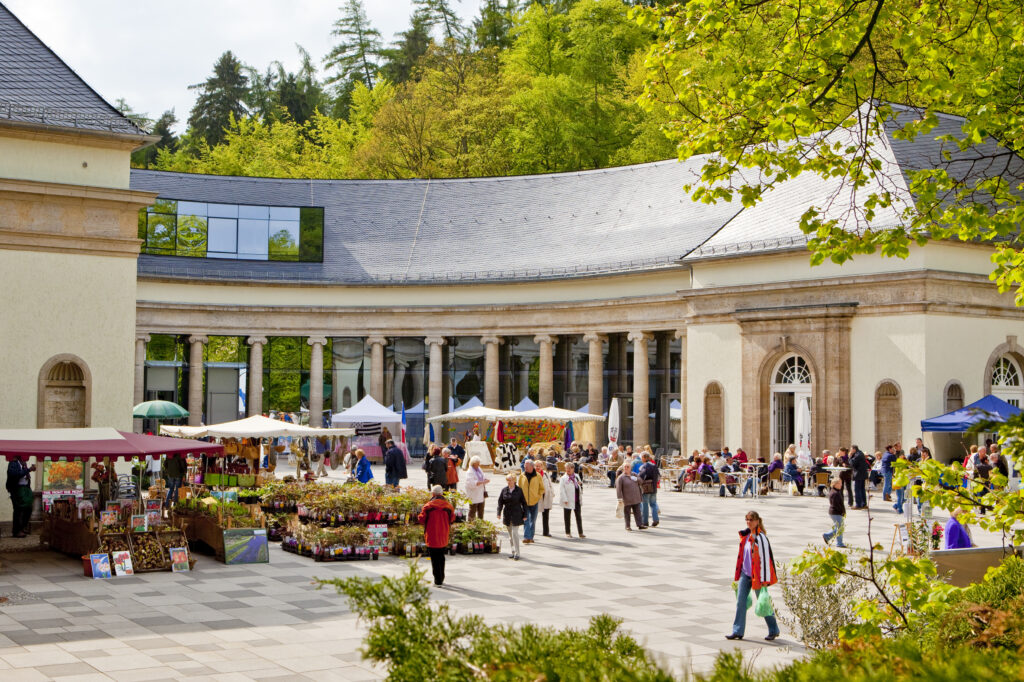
[704,382,724,451]
[874,381,902,452]
[38,355,91,428]
[992,355,1024,407]
[945,382,964,412]
[774,356,811,385]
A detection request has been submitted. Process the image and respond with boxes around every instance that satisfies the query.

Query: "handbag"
[640,479,656,495]
[754,588,775,617]
[731,581,754,610]
[615,500,624,518]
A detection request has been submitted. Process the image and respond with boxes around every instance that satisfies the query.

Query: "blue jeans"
[641,493,659,525]
[823,513,845,546]
[524,503,539,540]
[893,487,905,513]
[883,470,893,498]
[732,573,779,637]
[854,480,867,508]
[741,476,755,496]
[385,474,399,487]
[164,477,181,509]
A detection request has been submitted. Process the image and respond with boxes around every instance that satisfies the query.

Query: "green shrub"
[777,558,870,649]
[924,554,1024,650]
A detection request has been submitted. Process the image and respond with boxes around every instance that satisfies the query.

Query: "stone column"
[246,336,268,416]
[629,331,653,446]
[481,335,503,408]
[133,333,150,432]
[307,336,327,427]
[534,334,557,407]
[582,332,605,416]
[187,335,207,426]
[426,337,446,427]
[368,336,387,403]
[676,329,687,455]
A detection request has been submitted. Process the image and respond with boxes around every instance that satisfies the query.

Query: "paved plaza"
[0,467,980,681]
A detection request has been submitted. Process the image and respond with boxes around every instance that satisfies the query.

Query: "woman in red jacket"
[726,510,780,641]
[417,485,454,586]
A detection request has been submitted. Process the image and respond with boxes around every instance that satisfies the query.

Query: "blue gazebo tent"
[920,395,1021,432]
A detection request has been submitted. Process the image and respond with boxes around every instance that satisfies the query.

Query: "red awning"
[0,427,224,460]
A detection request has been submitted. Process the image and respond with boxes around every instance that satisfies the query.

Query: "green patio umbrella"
[132,400,189,419]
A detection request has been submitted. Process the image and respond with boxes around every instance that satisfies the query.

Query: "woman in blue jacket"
[355,449,374,483]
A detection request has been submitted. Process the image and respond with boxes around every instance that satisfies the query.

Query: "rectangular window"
[140,200,324,262]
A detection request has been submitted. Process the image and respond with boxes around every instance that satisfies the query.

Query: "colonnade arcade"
[135,332,683,454]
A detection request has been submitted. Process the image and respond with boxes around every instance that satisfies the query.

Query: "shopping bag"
[731,582,754,610]
[754,588,774,618]
[615,500,624,519]
[789,482,800,496]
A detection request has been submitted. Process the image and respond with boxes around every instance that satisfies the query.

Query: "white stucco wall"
[684,322,743,452]
[0,135,131,189]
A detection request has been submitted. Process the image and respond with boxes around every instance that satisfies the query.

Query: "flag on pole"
[400,403,407,444]
[495,420,505,443]
[607,397,620,446]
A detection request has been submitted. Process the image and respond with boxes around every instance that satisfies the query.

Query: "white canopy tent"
[161,414,354,439]
[511,406,605,423]
[453,396,484,412]
[512,397,540,412]
[331,395,403,426]
[427,406,516,423]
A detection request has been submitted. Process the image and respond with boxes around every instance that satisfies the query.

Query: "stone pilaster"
[426,337,446,428]
[187,335,208,426]
[246,336,268,416]
[582,332,606,416]
[481,335,503,408]
[367,336,388,404]
[534,334,557,407]
[307,336,327,427]
[133,333,150,432]
[628,331,653,446]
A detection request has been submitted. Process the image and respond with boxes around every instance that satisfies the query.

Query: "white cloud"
[3,0,479,132]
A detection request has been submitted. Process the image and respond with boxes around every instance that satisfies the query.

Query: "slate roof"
[0,2,147,136]
[132,159,743,284]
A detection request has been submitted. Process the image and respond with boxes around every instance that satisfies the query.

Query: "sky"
[3,0,480,132]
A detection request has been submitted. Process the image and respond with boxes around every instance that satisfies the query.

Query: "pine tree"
[474,0,516,50]
[323,0,383,89]
[132,110,178,168]
[414,0,465,43]
[380,11,434,84]
[187,51,249,147]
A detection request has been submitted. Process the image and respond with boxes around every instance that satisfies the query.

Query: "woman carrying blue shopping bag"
[726,510,781,641]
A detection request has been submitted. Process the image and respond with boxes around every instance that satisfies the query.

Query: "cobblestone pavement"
[0,466,984,681]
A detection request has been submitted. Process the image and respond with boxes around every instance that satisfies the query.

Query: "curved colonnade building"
[2,0,1024,530]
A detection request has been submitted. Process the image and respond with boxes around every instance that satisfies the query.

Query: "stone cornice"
[0,119,158,151]
[0,177,157,204]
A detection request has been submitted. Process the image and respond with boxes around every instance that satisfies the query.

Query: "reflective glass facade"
[139,199,324,261]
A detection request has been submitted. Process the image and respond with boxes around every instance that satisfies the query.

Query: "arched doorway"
[874,381,902,451]
[37,355,91,428]
[703,382,723,450]
[991,355,1023,407]
[770,354,811,457]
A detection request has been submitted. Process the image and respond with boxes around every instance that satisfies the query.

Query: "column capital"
[424,336,446,347]
[307,336,328,347]
[480,335,504,346]
[581,332,607,344]
[136,333,151,343]
[367,335,388,347]
[674,328,687,340]
[533,334,557,346]
[246,336,268,346]
[627,330,654,344]
[188,334,208,345]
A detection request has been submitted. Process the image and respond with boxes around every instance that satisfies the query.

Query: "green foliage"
[925,555,1024,651]
[318,564,675,681]
[132,110,178,168]
[187,51,249,148]
[776,559,869,649]
[636,0,1024,303]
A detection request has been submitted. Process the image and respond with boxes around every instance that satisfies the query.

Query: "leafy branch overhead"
[635,0,1024,303]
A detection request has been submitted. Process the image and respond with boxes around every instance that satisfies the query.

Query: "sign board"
[223,528,270,564]
[367,523,388,549]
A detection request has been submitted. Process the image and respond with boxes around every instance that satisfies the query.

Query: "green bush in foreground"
[317,564,674,682]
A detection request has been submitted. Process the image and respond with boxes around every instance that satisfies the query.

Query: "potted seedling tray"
[128,530,170,572]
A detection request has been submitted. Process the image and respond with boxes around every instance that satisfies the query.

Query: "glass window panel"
[268,221,299,261]
[146,213,176,254]
[149,198,177,215]
[238,219,269,259]
[299,207,324,262]
[207,252,237,259]
[207,217,237,253]
[175,215,207,256]
[269,206,300,221]
[239,205,270,220]
[207,203,238,219]
[177,201,207,217]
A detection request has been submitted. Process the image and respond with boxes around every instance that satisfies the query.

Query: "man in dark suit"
[849,445,869,509]
[383,439,407,488]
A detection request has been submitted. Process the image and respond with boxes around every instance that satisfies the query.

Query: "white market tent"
[160,414,354,439]
[513,406,605,423]
[428,405,516,423]
[331,395,403,426]
[513,397,540,412]
[453,396,484,412]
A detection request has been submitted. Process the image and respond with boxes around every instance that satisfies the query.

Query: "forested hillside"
[125,0,677,179]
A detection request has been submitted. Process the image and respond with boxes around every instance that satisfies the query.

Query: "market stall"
[921,395,1022,465]
[330,396,404,460]
[0,428,223,574]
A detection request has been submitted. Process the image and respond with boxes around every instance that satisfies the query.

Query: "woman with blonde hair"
[535,456,554,537]
[464,456,489,521]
